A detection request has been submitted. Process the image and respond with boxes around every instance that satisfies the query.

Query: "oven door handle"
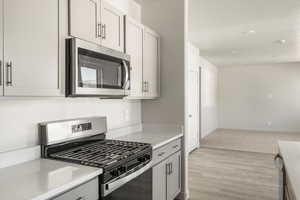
[102,161,152,196]
[122,60,130,90]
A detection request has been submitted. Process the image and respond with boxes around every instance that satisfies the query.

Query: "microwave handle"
[122,60,130,89]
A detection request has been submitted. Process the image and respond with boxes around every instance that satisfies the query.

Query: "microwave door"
[100,59,123,90]
[75,54,126,97]
[78,55,100,88]
[67,38,130,97]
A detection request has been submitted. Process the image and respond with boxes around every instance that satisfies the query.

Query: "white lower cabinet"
[52,178,99,200]
[153,159,168,200]
[166,152,181,200]
[3,0,60,96]
[153,139,182,200]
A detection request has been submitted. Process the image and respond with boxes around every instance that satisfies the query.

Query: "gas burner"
[49,140,151,169]
[39,116,152,194]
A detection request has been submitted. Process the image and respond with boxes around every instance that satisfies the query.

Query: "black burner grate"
[50,140,149,168]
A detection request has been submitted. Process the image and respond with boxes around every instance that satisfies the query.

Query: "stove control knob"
[110,170,119,177]
[118,166,126,173]
[138,157,146,162]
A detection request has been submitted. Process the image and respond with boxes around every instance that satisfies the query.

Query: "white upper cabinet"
[69,0,101,44]
[69,0,124,52]
[3,0,60,96]
[125,17,143,98]
[100,1,124,52]
[125,17,160,99]
[0,0,3,96]
[143,27,160,98]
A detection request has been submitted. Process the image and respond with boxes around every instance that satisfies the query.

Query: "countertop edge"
[278,141,300,200]
[32,169,102,200]
[152,133,184,150]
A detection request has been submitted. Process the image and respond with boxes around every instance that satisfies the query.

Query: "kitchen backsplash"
[0,98,141,153]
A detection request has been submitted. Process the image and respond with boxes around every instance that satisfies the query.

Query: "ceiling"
[189,0,300,66]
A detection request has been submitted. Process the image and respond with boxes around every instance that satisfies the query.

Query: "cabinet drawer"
[153,139,181,166]
[53,178,99,200]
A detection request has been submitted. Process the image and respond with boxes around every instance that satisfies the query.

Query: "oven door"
[66,38,130,98]
[101,162,152,200]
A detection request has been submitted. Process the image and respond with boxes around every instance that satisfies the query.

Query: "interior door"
[153,159,167,200]
[100,0,124,52]
[0,0,3,96]
[3,0,60,96]
[69,0,101,44]
[166,151,181,200]
[125,17,143,97]
[187,70,200,152]
[143,28,159,98]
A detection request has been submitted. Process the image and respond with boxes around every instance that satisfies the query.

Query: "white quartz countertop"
[278,141,300,200]
[114,128,184,149]
[0,159,102,200]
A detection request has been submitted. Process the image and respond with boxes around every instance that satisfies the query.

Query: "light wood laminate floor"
[189,148,279,200]
[201,129,300,154]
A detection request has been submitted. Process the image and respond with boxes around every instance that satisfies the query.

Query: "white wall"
[218,63,300,132]
[200,56,218,138]
[0,0,142,153]
[138,1,188,199]
[109,0,141,22]
[139,0,185,125]
[0,99,141,152]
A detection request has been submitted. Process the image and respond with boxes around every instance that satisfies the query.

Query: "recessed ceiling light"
[231,50,238,54]
[244,30,256,35]
[275,39,286,45]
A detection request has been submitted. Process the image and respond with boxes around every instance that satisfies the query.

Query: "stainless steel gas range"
[39,117,152,200]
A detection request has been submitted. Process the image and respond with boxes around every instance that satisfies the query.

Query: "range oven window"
[78,48,124,89]
[101,168,152,200]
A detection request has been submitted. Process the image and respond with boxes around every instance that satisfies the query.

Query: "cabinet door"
[167,151,181,200]
[100,1,124,52]
[3,0,60,96]
[0,0,3,96]
[69,0,101,44]
[153,159,168,200]
[125,17,143,97]
[143,27,160,98]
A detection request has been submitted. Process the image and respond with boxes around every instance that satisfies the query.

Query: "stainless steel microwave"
[66,38,130,98]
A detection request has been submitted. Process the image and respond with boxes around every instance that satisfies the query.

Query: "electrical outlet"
[123,109,130,122]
